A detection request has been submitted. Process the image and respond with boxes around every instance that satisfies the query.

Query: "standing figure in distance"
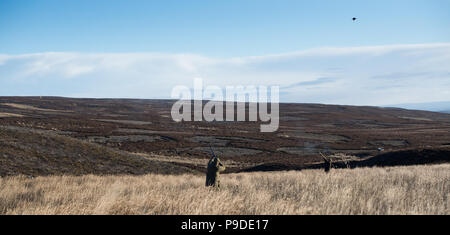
[206,148,226,188]
[320,152,332,173]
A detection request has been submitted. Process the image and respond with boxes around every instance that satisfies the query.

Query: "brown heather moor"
[0,164,448,215]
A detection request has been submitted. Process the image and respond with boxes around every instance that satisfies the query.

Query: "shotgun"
[209,146,217,160]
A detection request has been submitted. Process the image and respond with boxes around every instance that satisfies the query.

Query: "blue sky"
[0,0,449,107]
[1,0,449,56]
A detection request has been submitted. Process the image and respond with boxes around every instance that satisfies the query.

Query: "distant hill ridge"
[388,101,450,113]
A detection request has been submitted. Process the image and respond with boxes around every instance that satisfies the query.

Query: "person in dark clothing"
[206,156,226,188]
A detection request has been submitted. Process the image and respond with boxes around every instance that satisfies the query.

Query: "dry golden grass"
[0,164,448,215]
[1,103,71,112]
[0,112,24,118]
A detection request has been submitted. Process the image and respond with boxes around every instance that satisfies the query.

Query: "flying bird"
[352,17,357,21]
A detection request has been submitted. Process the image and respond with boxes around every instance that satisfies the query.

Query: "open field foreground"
[1,164,448,215]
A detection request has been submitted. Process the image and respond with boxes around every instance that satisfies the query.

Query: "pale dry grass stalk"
[0,164,448,215]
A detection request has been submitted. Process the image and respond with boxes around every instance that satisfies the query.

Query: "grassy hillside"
[1,164,448,215]
[0,126,197,176]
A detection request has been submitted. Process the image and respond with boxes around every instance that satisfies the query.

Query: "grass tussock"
[0,164,448,215]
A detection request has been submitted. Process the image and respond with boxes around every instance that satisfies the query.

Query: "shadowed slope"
[356,148,450,167]
[240,148,450,173]
[0,126,198,176]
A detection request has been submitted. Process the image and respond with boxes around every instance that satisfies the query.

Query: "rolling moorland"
[0,97,449,215]
[0,96,449,176]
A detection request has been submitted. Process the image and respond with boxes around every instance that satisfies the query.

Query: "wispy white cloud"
[1,43,449,106]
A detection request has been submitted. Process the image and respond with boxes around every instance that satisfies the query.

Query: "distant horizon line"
[1,95,449,112]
